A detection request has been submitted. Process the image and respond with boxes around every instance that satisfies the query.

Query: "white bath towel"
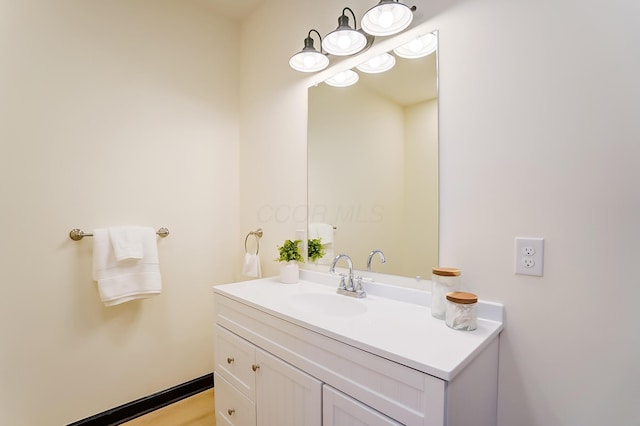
[309,222,334,244]
[242,253,262,278]
[109,226,144,260]
[92,227,162,306]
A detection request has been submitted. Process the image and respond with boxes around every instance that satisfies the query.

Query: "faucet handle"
[338,273,348,290]
[353,276,367,297]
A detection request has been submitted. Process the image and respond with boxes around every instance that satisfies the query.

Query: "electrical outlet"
[515,237,544,276]
[522,257,535,268]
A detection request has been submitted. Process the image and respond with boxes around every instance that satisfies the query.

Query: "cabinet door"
[255,348,322,426]
[215,325,257,400]
[323,385,402,426]
[215,373,256,426]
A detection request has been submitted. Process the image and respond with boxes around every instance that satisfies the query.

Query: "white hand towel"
[242,253,262,278]
[109,226,144,260]
[92,227,162,306]
[309,222,334,244]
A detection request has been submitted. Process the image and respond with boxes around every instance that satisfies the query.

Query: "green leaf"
[307,238,326,262]
[276,239,304,263]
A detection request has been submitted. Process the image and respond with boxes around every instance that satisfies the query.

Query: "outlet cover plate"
[515,237,544,276]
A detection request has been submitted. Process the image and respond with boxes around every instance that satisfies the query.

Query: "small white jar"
[445,292,478,331]
[431,267,461,319]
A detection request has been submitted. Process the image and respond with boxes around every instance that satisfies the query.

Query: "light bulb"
[337,34,351,50]
[408,39,423,53]
[378,10,394,28]
[303,55,315,69]
[368,56,382,68]
[362,2,414,36]
[393,33,437,59]
[356,52,395,74]
[325,69,359,87]
[289,49,329,72]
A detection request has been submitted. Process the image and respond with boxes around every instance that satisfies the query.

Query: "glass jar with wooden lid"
[431,267,461,319]
[445,291,478,331]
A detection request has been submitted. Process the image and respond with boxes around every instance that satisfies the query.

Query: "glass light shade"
[322,29,367,56]
[361,1,414,36]
[324,70,359,87]
[289,49,329,72]
[356,52,396,74]
[393,33,437,59]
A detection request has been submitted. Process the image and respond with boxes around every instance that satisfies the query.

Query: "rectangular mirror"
[307,31,439,279]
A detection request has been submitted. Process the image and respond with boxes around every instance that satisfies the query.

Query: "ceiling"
[199,0,263,20]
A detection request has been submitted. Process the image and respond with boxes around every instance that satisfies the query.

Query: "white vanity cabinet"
[214,325,322,426]
[213,275,503,426]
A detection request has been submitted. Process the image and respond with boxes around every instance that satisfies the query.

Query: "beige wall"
[240,0,639,425]
[0,1,240,424]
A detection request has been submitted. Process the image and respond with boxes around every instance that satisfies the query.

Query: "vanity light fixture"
[289,29,330,72]
[393,32,437,58]
[322,7,369,56]
[356,52,396,74]
[324,69,359,87]
[361,0,416,37]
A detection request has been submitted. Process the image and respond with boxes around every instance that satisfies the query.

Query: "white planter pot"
[279,261,299,284]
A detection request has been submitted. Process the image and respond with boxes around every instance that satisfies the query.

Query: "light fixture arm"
[306,29,325,54]
[341,7,358,30]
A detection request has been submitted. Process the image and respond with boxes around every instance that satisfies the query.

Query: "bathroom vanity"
[212,270,503,426]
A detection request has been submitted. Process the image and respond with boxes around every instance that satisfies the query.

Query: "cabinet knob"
[251,364,260,372]
[226,357,234,364]
[227,408,235,416]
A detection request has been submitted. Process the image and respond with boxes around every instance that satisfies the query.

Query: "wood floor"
[122,389,215,426]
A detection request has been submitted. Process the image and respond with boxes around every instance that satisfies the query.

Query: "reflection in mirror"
[307,31,438,279]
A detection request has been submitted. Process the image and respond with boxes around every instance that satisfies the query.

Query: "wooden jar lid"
[446,291,478,304]
[432,267,461,276]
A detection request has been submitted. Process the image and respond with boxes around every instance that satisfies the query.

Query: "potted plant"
[276,239,303,283]
[307,238,326,264]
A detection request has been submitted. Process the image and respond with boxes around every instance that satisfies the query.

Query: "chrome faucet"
[330,254,365,298]
[366,249,387,272]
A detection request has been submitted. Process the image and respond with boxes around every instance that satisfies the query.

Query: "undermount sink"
[287,292,368,317]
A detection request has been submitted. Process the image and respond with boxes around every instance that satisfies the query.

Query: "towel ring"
[244,228,262,255]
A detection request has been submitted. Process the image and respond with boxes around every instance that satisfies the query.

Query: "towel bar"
[69,227,170,241]
[244,228,263,255]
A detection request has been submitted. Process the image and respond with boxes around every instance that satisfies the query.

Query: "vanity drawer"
[323,384,403,426]
[214,373,256,426]
[214,324,256,401]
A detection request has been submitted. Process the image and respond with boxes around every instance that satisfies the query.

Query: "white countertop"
[213,271,504,381]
